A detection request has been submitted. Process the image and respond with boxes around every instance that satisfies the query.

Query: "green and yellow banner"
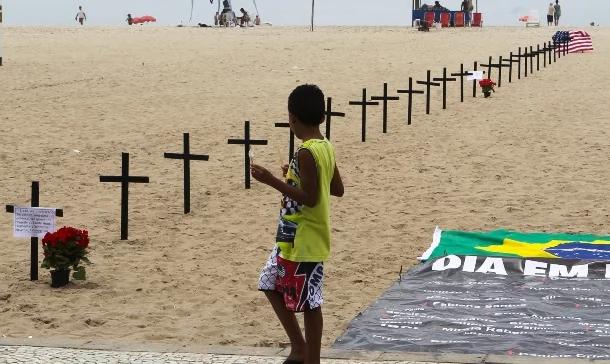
[421,227,610,260]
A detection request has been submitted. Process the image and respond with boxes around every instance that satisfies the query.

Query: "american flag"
[552,30,594,53]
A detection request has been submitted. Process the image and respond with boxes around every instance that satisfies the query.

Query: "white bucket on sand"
[435,22,441,30]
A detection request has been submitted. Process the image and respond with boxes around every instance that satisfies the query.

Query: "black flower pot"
[483,90,492,98]
[50,269,70,288]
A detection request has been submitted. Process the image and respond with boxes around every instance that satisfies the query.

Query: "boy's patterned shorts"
[258,246,324,312]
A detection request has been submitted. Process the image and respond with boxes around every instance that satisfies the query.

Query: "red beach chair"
[424,12,435,27]
[471,12,483,27]
[454,12,465,27]
[440,12,451,27]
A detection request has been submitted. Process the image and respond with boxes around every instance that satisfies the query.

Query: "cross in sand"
[371,83,400,134]
[503,52,519,83]
[542,42,548,68]
[396,77,424,125]
[416,70,441,115]
[485,56,510,87]
[528,46,535,74]
[6,181,64,281]
[480,56,493,79]
[99,153,150,240]
[164,133,209,214]
[227,120,268,189]
[349,88,379,142]
[324,97,345,140]
[274,122,295,164]
[451,63,473,103]
[471,61,486,98]
[546,42,554,65]
[515,47,530,78]
[433,68,457,109]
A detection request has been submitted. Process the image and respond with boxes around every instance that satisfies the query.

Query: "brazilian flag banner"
[420,227,610,261]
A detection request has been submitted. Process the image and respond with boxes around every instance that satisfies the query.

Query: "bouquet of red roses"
[42,227,91,280]
[479,78,496,93]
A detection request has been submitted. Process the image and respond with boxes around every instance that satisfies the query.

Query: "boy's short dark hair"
[288,84,325,126]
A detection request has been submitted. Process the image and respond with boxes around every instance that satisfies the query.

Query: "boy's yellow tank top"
[275,138,335,262]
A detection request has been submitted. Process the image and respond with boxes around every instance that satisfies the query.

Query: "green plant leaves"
[72,266,87,280]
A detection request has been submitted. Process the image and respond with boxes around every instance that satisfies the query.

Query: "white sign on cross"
[13,207,57,238]
[467,71,484,81]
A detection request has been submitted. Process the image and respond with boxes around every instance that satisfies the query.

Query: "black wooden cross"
[535,44,541,71]
[164,133,209,214]
[553,41,557,62]
[515,47,523,79]
[451,63,473,103]
[529,46,535,74]
[493,56,510,87]
[6,181,63,281]
[349,88,379,142]
[523,47,529,77]
[416,70,441,115]
[542,42,549,67]
[480,56,493,79]
[274,122,294,163]
[396,77,424,125]
[100,153,150,240]
[503,52,519,83]
[433,68,457,109]
[481,56,509,87]
[371,83,400,134]
[547,42,554,65]
[228,120,268,189]
[324,97,345,140]
[472,61,486,98]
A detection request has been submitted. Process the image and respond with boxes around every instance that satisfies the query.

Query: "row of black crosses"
[7,38,569,281]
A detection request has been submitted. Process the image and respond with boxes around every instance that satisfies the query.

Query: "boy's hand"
[251,164,276,186]
[281,164,289,177]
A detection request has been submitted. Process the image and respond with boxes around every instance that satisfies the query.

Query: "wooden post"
[310,0,315,31]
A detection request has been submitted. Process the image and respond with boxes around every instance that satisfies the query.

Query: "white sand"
[0,25,609,347]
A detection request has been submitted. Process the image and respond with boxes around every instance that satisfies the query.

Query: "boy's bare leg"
[265,291,306,361]
[303,308,323,364]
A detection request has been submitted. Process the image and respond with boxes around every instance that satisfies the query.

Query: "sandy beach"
[1,25,609,348]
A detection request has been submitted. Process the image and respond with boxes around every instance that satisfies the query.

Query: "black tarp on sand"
[334,256,610,360]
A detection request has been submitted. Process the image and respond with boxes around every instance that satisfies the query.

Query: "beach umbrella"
[132,16,157,24]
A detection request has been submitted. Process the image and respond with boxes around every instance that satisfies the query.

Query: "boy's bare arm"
[330,165,344,197]
[251,149,319,207]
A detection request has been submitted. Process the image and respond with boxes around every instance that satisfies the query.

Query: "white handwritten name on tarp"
[13,207,56,238]
[431,255,607,279]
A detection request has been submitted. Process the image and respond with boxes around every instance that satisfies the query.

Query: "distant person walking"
[553,0,561,26]
[75,6,87,26]
[547,3,555,26]
[461,0,473,26]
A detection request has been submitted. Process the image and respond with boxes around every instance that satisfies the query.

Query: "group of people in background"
[547,0,562,26]
[215,2,260,27]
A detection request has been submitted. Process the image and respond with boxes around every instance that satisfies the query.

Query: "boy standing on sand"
[75,6,86,26]
[253,84,344,364]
